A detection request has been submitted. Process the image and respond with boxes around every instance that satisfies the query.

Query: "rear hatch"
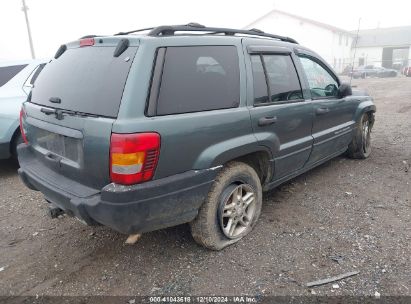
[22,37,138,192]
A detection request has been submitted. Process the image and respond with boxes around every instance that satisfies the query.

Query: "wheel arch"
[354,100,376,125]
[227,150,273,186]
[193,134,277,187]
[10,126,22,157]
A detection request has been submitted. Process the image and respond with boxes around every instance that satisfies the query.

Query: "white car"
[0,59,48,160]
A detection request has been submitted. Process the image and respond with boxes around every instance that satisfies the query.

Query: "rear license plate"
[34,127,80,162]
[44,133,65,155]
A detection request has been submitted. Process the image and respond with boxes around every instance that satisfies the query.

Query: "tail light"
[110,133,160,185]
[19,107,28,144]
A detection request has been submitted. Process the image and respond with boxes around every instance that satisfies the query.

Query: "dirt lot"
[0,77,410,299]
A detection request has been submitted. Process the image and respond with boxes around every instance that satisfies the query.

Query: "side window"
[29,63,46,85]
[251,54,303,105]
[155,46,240,115]
[23,63,46,94]
[299,56,339,98]
[0,64,28,87]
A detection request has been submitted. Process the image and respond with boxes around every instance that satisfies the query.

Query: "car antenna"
[350,18,361,86]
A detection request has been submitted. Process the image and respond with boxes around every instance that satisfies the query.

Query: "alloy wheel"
[362,118,371,154]
[219,184,257,239]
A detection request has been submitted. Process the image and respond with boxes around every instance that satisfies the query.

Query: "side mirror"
[338,83,352,98]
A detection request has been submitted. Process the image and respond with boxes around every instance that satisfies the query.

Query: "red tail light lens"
[19,107,28,144]
[79,38,95,47]
[110,133,160,185]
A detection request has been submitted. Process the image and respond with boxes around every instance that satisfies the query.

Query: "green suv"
[18,24,375,250]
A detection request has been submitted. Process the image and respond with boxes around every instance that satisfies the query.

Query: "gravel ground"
[0,77,410,298]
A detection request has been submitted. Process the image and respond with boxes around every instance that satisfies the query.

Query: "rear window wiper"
[40,107,99,120]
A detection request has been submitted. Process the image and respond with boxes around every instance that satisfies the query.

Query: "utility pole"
[21,0,35,59]
[350,17,361,85]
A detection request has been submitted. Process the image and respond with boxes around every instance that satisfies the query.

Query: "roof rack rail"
[114,23,298,44]
[114,27,155,36]
[145,24,298,44]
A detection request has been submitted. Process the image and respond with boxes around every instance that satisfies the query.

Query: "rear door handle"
[315,107,330,115]
[258,116,277,126]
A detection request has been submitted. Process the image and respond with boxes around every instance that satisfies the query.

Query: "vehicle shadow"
[0,159,19,178]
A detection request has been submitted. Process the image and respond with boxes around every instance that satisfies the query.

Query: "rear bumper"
[18,144,217,234]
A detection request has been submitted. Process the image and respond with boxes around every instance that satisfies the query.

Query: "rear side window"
[155,46,240,115]
[0,64,28,87]
[29,63,46,85]
[251,54,303,104]
[23,63,47,95]
[30,46,137,118]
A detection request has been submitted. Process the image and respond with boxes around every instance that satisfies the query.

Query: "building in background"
[352,26,411,70]
[244,10,411,74]
[244,9,355,73]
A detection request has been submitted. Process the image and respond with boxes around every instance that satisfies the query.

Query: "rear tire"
[190,162,262,250]
[347,113,373,159]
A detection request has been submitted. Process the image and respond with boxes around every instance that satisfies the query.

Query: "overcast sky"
[1,0,410,61]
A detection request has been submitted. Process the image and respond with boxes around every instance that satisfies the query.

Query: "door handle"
[258,116,277,126]
[315,107,330,115]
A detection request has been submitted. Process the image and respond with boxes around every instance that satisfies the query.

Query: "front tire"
[190,162,262,250]
[347,113,373,159]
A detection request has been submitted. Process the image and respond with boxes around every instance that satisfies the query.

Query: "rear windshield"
[0,64,28,87]
[30,46,137,118]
